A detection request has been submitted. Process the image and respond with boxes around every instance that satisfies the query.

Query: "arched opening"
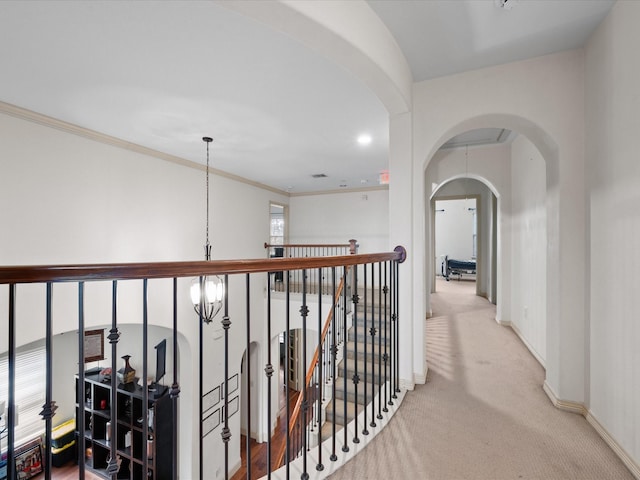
[424,125,548,367]
[240,341,260,441]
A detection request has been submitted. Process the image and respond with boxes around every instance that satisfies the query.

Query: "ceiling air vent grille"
[311,173,327,178]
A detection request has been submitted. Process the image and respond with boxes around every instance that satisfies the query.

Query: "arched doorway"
[424,127,547,366]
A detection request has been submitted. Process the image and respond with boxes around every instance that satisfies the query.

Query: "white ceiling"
[0,1,614,194]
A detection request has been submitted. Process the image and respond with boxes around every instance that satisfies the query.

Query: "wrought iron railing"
[0,246,405,480]
[265,240,358,295]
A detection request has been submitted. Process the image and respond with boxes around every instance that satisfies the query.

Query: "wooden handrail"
[274,266,351,468]
[0,248,405,284]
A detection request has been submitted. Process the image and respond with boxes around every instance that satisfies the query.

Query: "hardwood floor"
[231,387,300,480]
[33,462,102,480]
[34,367,296,479]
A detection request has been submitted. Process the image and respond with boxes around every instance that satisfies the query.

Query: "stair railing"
[0,246,405,480]
[274,264,351,470]
[265,240,358,295]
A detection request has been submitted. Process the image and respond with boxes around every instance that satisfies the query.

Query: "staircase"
[318,294,394,442]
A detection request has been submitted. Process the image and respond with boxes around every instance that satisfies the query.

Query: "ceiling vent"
[495,0,515,10]
[311,173,327,178]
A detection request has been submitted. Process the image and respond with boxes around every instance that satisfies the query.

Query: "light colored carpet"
[329,278,634,479]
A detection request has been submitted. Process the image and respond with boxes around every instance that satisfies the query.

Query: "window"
[270,204,285,246]
[0,343,46,447]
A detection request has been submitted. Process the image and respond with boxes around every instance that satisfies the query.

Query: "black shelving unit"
[76,373,173,480]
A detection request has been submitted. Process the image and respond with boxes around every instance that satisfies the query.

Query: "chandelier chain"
[206,139,210,249]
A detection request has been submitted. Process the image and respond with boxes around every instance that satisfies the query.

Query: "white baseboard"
[543,381,640,479]
[585,411,640,479]
[399,377,415,391]
[414,367,428,385]
[509,323,546,368]
[542,381,586,415]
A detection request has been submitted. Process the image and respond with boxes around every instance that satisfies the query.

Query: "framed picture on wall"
[84,329,105,363]
[14,439,43,479]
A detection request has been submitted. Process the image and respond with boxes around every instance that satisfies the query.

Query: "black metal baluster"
[7,284,16,480]
[41,282,56,480]
[106,282,120,478]
[285,270,291,479]
[221,275,231,480]
[351,267,360,445]
[341,266,349,453]
[388,266,395,406]
[330,267,338,462]
[362,265,369,436]
[142,279,149,478]
[171,278,180,479]
[395,262,401,395]
[369,264,376,429]
[316,267,324,472]
[266,273,274,479]
[377,263,383,420]
[246,274,252,480]
[383,262,389,413]
[198,275,205,480]
[300,269,309,480]
[78,282,86,479]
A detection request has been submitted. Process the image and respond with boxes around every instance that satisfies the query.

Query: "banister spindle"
[362,264,369,436]
[171,278,181,478]
[106,281,120,477]
[300,269,309,479]
[285,270,291,478]
[341,266,349,453]
[8,284,17,480]
[266,273,274,478]
[351,266,360,445]
[383,262,389,413]
[142,279,150,478]
[221,275,231,480]
[41,282,56,480]
[316,267,324,472]
[369,264,376,429]
[245,274,252,480]
[377,263,383,421]
[330,267,338,462]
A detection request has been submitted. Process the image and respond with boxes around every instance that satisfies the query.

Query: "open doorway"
[435,197,477,283]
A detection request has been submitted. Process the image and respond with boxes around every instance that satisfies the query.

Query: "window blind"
[0,343,46,447]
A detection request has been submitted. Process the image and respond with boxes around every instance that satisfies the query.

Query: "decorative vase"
[117,355,136,384]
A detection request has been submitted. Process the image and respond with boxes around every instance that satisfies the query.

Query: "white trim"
[289,185,389,197]
[414,367,428,385]
[585,411,640,480]
[496,317,511,326]
[508,323,546,368]
[542,381,586,415]
[0,100,287,196]
[542,381,640,480]
[399,378,415,391]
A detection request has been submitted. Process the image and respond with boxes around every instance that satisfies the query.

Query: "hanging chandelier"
[190,136,224,323]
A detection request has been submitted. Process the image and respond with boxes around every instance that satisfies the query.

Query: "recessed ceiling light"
[357,134,372,146]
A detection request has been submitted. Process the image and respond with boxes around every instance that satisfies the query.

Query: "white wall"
[585,0,640,469]
[0,110,289,478]
[414,50,586,406]
[434,198,476,266]
[510,135,547,364]
[289,188,389,253]
[426,144,511,310]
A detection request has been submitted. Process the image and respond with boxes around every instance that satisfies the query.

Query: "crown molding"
[0,100,289,197]
[289,184,389,197]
